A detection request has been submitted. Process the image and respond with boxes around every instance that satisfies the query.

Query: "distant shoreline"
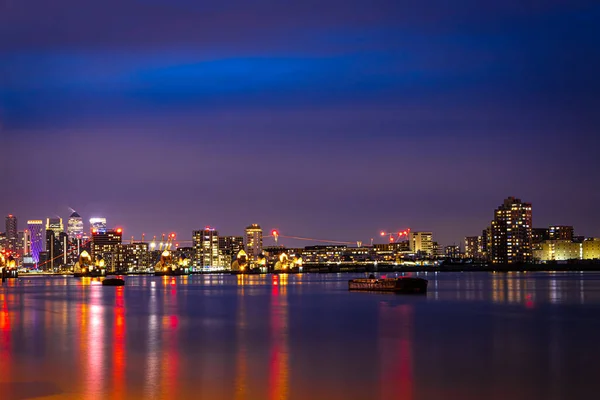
[12,262,600,277]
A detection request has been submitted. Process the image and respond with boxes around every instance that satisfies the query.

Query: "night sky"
[1,0,599,246]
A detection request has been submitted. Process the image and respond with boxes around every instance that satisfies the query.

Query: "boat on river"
[348,276,428,294]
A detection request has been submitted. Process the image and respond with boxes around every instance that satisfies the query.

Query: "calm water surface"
[1,272,600,400]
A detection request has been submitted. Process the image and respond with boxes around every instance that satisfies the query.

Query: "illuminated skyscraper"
[46,217,64,236]
[89,217,107,233]
[490,197,532,264]
[245,224,263,262]
[27,220,44,263]
[67,211,84,239]
[193,227,220,270]
[5,214,17,253]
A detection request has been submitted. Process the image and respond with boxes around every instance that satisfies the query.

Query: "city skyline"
[0,194,598,248]
[2,1,599,247]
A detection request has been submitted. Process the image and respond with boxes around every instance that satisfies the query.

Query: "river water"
[1,272,599,400]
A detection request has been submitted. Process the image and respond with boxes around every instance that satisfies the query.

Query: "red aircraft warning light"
[116,228,123,234]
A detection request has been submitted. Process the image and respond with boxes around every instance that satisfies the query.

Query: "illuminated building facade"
[464,236,486,260]
[5,214,17,253]
[534,240,581,262]
[445,245,461,258]
[27,220,44,263]
[245,224,263,262]
[408,231,433,256]
[67,211,84,239]
[91,229,123,271]
[583,239,600,260]
[193,227,220,270]
[89,217,107,233]
[46,217,64,236]
[548,226,574,241]
[219,236,244,267]
[490,197,532,264]
[114,242,149,272]
[45,229,68,270]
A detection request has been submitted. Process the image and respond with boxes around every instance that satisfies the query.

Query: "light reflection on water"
[0,272,599,399]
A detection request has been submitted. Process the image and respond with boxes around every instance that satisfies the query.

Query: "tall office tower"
[89,217,107,233]
[408,231,433,256]
[5,214,18,253]
[548,226,574,241]
[490,197,532,264]
[67,211,84,239]
[45,230,68,270]
[26,221,44,263]
[245,224,263,262]
[219,236,245,267]
[91,228,123,271]
[193,227,220,270]
[46,217,64,236]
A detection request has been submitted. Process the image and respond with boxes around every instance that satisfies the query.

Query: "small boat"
[102,277,125,286]
[348,276,428,294]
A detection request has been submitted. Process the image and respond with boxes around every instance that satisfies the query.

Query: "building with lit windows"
[583,238,600,260]
[245,224,263,263]
[89,217,107,233]
[219,236,244,267]
[115,242,150,272]
[532,228,549,244]
[27,220,44,264]
[464,236,486,260]
[490,197,533,264]
[534,240,581,262]
[548,226,574,241]
[67,212,84,239]
[91,229,123,271]
[408,231,433,256]
[193,227,221,270]
[45,229,68,270]
[5,214,17,253]
[46,217,64,236]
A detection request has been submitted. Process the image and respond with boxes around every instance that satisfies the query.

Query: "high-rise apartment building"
[45,229,68,270]
[91,228,123,271]
[219,236,244,267]
[245,224,263,262]
[27,220,44,264]
[193,227,220,270]
[464,236,486,260]
[5,214,17,253]
[490,197,532,264]
[408,231,433,256]
[89,218,107,233]
[46,218,64,236]
[67,212,84,239]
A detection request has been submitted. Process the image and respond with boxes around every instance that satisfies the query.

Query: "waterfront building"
[464,236,486,260]
[302,245,347,264]
[27,220,44,264]
[89,217,107,233]
[490,197,532,264]
[408,231,433,256]
[115,242,149,272]
[5,214,17,253]
[245,224,263,263]
[534,240,581,262]
[444,245,461,259]
[91,228,123,271]
[548,226,574,241]
[45,230,68,270]
[193,227,221,270]
[583,238,600,260]
[46,217,64,236]
[219,236,244,267]
[67,211,84,239]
